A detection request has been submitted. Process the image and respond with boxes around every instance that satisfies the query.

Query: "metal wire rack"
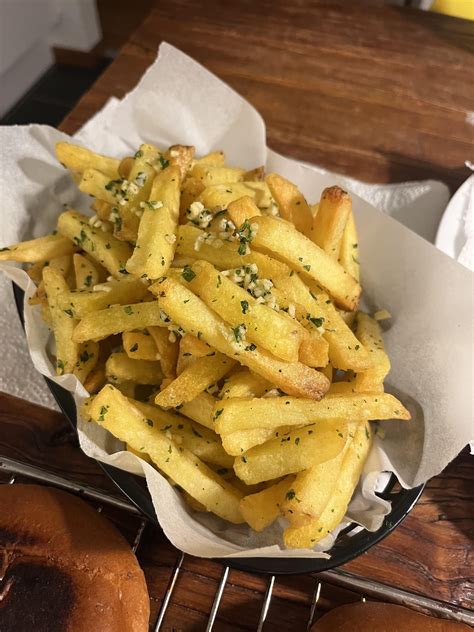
[1,456,473,631]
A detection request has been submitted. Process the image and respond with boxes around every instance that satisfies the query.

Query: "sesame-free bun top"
[311,602,471,632]
[0,484,149,632]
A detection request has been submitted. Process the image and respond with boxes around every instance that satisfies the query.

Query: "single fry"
[42,266,78,375]
[126,165,181,278]
[86,386,244,523]
[166,144,195,180]
[220,368,271,399]
[215,393,410,434]
[179,392,217,430]
[151,277,330,399]
[250,216,360,311]
[74,340,99,384]
[283,421,372,548]
[56,142,120,179]
[353,313,391,392]
[338,210,360,281]
[194,150,225,166]
[273,274,371,371]
[148,326,179,377]
[155,352,236,408]
[57,210,132,278]
[221,426,293,456]
[187,260,303,362]
[312,186,351,258]
[58,278,149,318]
[176,224,290,279]
[227,195,262,227]
[73,301,166,343]
[265,173,313,237]
[234,423,347,484]
[0,234,76,263]
[195,182,261,211]
[240,476,294,531]
[123,331,158,361]
[190,163,245,186]
[175,333,212,374]
[73,253,101,290]
[105,352,163,385]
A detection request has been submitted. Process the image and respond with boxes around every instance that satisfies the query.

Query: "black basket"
[13,282,424,574]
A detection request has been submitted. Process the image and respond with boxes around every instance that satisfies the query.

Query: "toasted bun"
[0,484,149,632]
[311,602,471,631]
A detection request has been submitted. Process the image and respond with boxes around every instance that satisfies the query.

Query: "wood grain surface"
[1,391,472,621]
[60,0,474,192]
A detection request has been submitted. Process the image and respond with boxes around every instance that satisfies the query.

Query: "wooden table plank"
[1,392,472,610]
[60,0,474,191]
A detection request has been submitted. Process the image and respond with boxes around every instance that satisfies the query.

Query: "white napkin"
[0,43,471,558]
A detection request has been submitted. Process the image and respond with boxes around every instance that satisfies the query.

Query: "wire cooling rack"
[1,456,473,631]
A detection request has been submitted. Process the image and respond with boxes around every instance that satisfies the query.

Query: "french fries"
[250,216,361,311]
[240,476,294,531]
[150,276,330,399]
[353,313,391,392]
[86,386,244,523]
[176,224,289,279]
[312,186,351,258]
[338,210,360,280]
[73,253,102,290]
[234,423,347,484]
[215,394,409,434]
[56,142,120,179]
[73,301,166,342]
[105,352,163,385]
[0,138,409,549]
[57,210,132,278]
[123,331,158,361]
[281,422,357,527]
[57,278,149,318]
[43,266,78,375]
[0,234,76,263]
[179,392,217,430]
[155,352,236,408]
[266,173,313,238]
[283,421,372,548]
[126,165,181,278]
[186,260,303,362]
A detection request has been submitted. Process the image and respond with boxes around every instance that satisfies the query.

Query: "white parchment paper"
[0,44,472,557]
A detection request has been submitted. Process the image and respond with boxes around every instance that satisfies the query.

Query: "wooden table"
[2,1,473,629]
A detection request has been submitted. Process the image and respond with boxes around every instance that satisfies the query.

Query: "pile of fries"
[0,141,410,548]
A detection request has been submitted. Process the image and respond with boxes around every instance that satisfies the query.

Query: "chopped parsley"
[214,408,223,420]
[232,323,246,342]
[123,305,134,315]
[159,155,170,169]
[63,308,74,318]
[79,350,93,363]
[307,315,325,328]
[56,359,65,374]
[145,418,154,427]
[84,274,93,287]
[286,489,296,501]
[182,265,196,282]
[98,405,109,421]
[129,343,138,353]
[240,300,249,314]
[134,150,143,159]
